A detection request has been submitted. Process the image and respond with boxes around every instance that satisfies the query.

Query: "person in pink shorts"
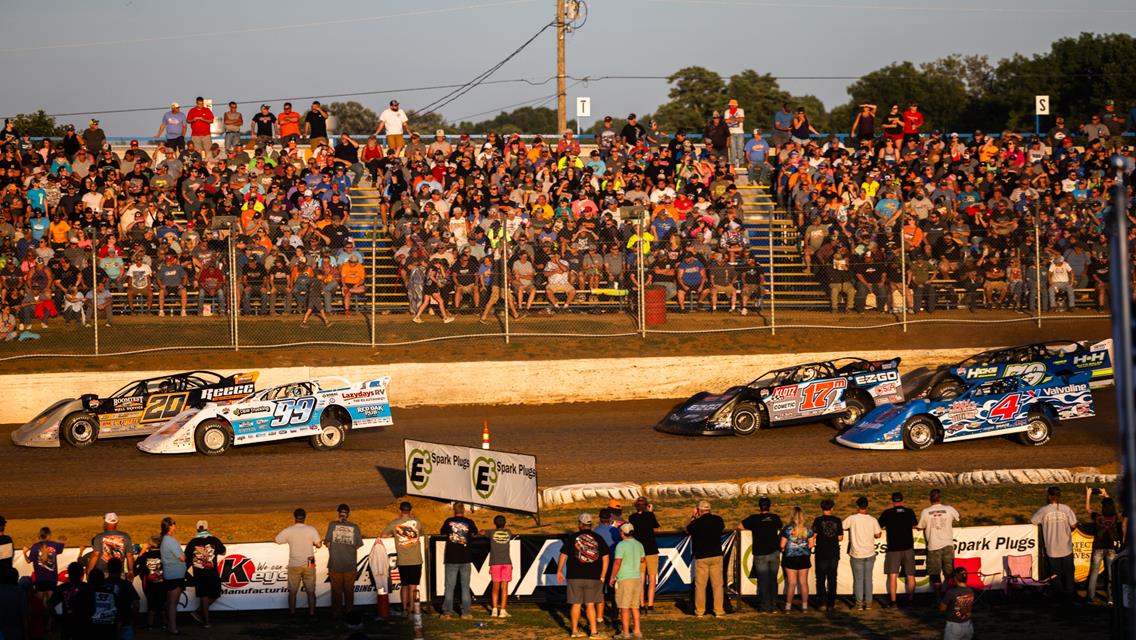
[486,515,513,618]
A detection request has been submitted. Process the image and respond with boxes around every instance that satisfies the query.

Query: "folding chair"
[1002,554,1054,597]
[951,557,1001,605]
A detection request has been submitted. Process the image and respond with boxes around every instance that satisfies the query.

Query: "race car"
[11,371,259,448]
[137,376,392,455]
[655,357,904,436]
[913,339,1113,399]
[836,371,1095,451]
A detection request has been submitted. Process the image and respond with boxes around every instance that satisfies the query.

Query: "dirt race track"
[0,389,1118,520]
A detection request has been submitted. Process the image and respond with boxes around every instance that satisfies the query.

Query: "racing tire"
[194,420,233,456]
[902,416,937,451]
[730,402,764,436]
[61,412,99,448]
[310,422,347,451]
[929,377,965,400]
[1018,413,1053,447]
[832,395,870,430]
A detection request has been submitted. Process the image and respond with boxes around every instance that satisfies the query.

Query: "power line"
[638,0,1136,14]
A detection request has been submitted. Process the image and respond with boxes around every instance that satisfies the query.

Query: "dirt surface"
[0,311,1109,373]
[0,390,1117,521]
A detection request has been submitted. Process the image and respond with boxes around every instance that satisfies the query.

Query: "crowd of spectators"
[763,100,1136,315]
[0,96,1133,340]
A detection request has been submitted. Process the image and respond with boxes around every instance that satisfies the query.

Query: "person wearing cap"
[557,512,610,638]
[88,513,135,580]
[186,96,215,156]
[324,504,363,619]
[901,102,924,145]
[274,508,323,616]
[940,565,976,640]
[439,503,478,619]
[382,501,423,617]
[82,118,107,154]
[743,128,771,185]
[843,496,882,611]
[686,499,725,617]
[724,99,746,167]
[1047,253,1076,311]
[621,114,646,148]
[702,111,730,158]
[184,520,226,628]
[609,522,645,638]
[627,498,660,613]
[376,100,411,155]
[878,492,918,607]
[157,102,187,152]
[339,254,367,315]
[1031,486,1077,600]
[252,104,278,146]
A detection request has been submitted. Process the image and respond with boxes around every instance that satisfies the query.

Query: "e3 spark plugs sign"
[404,439,539,513]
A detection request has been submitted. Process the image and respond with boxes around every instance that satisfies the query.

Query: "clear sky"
[1,0,1132,136]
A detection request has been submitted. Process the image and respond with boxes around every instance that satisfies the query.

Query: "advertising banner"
[13,538,425,612]
[405,439,539,513]
[737,524,1038,595]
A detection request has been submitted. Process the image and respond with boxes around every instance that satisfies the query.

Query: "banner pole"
[900,217,907,332]
[503,224,510,345]
[768,212,775,335]
[92,238,99,356]
[371,214,377,349]
[1034,222,1042,328]
[231,232,240,351]
[638,215,646,338]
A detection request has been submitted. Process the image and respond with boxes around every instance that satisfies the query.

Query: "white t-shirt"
[275,523,322,568]
[126,263,152,289]
[918,504,960,551]
[379,108,409,136]
[1030,503,1076,557]
[724,106,746,134]
[545,258,570,286]
[843,512,882,559]
[1048,261,1073,284]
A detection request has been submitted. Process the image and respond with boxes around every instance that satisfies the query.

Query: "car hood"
[668,389,744,421]
[11,398,82,447]
[837,401,926,446]
[137,407,210,454]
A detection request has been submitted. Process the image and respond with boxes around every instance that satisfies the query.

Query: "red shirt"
[902,110,924,135]
[278,111,301,137]
[187,106,215,136]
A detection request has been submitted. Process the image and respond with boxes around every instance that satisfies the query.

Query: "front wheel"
[730,402,764,436]
[1018,413,1052,446]
[195,420,233,456]
[832,396,870,430]
[902,416,937,450]
[310,422,346,451]
[61,412,99,448]
[929,377,964,400]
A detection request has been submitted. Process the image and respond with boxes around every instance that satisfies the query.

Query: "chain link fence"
[0,213,1111,363]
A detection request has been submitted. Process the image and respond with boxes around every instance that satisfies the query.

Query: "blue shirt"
[874,198,900,220]
[781,525,813,557]
[677,258,705,287]
[652,217,676,242]
[744,138,769,163]
[160,535,186,579]
[29,216,49,241]
[26,187,46,212]
[161,111,187,139]
[773,110,793,133]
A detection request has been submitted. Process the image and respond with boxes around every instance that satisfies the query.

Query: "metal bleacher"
[738,184,826,308]
[346,187,406,311]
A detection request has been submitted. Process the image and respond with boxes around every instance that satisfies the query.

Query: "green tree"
[407,109,447,134]
[841,60,970,134]
[725,70,791,134]
[10,110,65,137]
[454,106,565,135]
[653,66,727,133]
[327,101,378,135]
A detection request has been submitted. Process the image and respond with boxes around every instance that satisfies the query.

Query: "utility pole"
[556,0,566,133]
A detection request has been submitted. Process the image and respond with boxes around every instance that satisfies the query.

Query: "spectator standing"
[88,513,134,579]
[780,506,814,612]
[184,520,226,629]
[22,527,64,600]
[486,515,513,619]
[902,102,925,144]
[159,517,186,635]
[1083,488,1122,604]
[133,536,164,629]
[851,104,877,146]
[323,504,363,619]
[0,517,11,572]
[744,129,770,185]
[0,566,26,640]
[157,102,187,152]
[1031,486,1077,600]
[812,499,843,612]
[104,558,140,640]
[609,522,645,639]
[686,499,726,617]
[740,497,782,613]
[879,492,918,607]
[49,562,91,640]
[186,97,215,154]
[85,567,118,640]
[620,114,646,148]
[382,501,423,617]
[702,112,729,159]
[278,103,302,146]
[222,102,243,151]
[844,496,882,611]
[304,101,330,151]
[771,103,793,147]
[376,100,411,155]
[252,104,278,146]
[274,508,322,617]
[918,490,960,599]
[82,119,107,153]
[628,497,660,613]
[724,99,746,168]
[940,566,975,640]
[557,512,610,638]
[439,503,478,619]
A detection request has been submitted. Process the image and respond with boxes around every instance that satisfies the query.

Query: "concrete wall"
[3,347,980,423]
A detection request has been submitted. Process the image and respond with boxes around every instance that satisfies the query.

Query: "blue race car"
[836,372,1095,451]
[916,339,1113,399]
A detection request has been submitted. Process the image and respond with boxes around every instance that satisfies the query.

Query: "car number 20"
[271,397,316,427]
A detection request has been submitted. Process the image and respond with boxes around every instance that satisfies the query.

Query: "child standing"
[486,515,513,618]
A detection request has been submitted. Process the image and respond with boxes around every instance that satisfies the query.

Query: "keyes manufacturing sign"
[404,439,539,513]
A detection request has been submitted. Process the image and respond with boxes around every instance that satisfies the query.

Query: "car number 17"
[271,397,316,427]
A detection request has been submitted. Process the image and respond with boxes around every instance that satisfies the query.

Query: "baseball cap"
[619,522,635,535]
[303,189,313,196]
[607,499,622,509]
[170,102,179,109]
[104,512,119,524]
[293,508,307,520]
[634,496,649,506]
[390,99,400,106]
[89,119,99,125]
[891,491,904,503]
[577,512,593,525]
[337,503,350,514]
[129,139,139,146]
[196,520,209,531]
[399,501,413,512]
[728,99,738,107]
[436,129,445,136]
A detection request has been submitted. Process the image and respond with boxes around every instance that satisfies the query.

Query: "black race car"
[12,370,259,448]
[656,357,904,436]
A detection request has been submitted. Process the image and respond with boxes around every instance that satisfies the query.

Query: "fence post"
[370,214,377,348]
[230,232,239,351]
[502,224,510,345]
[637,215,646,338]
[899,219,908,332]
[92,238,99,356]
[1034,223,1042,328]
[767,212,775,335]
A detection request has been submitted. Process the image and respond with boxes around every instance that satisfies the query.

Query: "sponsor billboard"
[405,439,539,513]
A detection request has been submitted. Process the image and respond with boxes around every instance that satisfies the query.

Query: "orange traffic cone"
[482,420,490,450]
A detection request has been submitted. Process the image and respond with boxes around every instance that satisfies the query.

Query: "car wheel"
[311,421,347,451]
[730,402,763,436]
[832,395,870,430]
[1019,413,1052,446]
[930,377,964,400]
[194,420,233,456]
[902,416,937,451]
[61,412,99,448]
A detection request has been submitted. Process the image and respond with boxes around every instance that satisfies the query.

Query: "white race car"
[137,376,392,455]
